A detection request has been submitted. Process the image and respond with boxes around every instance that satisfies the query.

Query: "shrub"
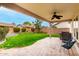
[51,34,60,37]
[31,28,35,32]
[0,26,9,41]
[21,28,26,32]
[13,27,20,33]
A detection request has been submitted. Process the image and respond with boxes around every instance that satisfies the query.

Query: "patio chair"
[60,32,76,49]
[62,40,76,49]
[60,32,72,43]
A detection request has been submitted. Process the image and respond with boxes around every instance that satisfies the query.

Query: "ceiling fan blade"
[56,15,63,19]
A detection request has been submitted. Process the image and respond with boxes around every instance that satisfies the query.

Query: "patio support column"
[72,17,77,41]
[70,17,75,41]
[78,16,79,42]
[49,22,52,39]
[74,18,78,41]
[74,16,79,43]
[74,18,77,40]
[71,18,74,39]
[72,16,79,43]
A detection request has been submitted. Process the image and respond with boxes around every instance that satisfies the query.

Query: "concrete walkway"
[0,37,72,56]
[6,33,18,37]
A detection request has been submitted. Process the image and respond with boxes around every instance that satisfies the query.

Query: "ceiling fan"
[51,12,63,20]
[51,9,63,20]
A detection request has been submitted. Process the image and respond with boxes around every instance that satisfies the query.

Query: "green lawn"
[0,32,60,49]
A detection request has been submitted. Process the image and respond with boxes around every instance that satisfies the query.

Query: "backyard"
[0,3,79,56]
[0,32,60,49]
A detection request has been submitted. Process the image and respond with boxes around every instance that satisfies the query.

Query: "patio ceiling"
[0,3,79,23]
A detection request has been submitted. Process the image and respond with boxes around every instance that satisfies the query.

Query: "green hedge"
[21,28,26,32]
[13,27,20,33]
[51,34,60,37]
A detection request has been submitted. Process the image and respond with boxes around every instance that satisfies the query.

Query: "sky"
[0,7,49,27]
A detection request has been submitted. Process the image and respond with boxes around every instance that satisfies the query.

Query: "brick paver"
[0,37,75,56]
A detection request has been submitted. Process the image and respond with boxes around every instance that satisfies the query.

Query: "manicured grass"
[0,32,60,49]
[51,34,60,37]
[0,32,48,48]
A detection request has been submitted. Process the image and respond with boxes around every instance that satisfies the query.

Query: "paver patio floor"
[0,37,77,56]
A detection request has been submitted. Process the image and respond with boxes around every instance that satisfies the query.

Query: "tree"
[23,22,32,25]
[0,26,9,41]
[33,19,42,33]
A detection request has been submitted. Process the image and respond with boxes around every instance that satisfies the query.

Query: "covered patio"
[0,3,79,56]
